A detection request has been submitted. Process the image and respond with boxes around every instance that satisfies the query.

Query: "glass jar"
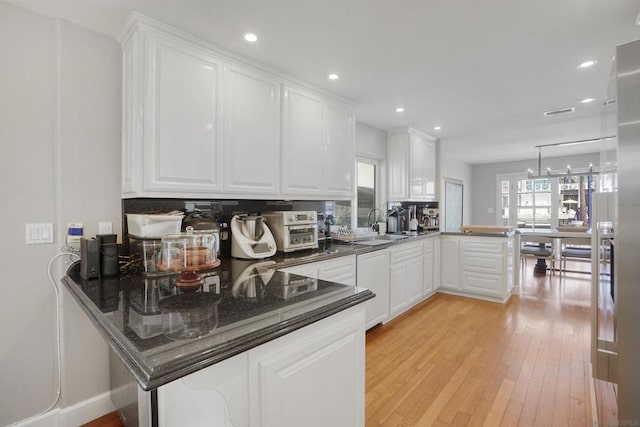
[157,227,219,272]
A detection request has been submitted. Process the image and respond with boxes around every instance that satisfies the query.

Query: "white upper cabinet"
[281,85,355,198]
[223,63,280,194]
[121,15,356,199]
[280,85,324,195]
[388,128,437,201]
[124,28,224,195]
[324,100,356,196]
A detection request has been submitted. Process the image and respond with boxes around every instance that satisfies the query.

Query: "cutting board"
[460,225,514,233]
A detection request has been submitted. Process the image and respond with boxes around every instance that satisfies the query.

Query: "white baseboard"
[11,391,115,427]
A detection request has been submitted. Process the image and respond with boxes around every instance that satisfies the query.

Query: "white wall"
[0,2,121,424]
[470,152,601,225]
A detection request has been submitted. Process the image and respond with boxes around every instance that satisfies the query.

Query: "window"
[355,159,378,228]
[498,172,605,229]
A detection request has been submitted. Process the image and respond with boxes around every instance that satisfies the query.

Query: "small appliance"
[230,214,277,259]
[80,237,100,280]
[262,211,318,252]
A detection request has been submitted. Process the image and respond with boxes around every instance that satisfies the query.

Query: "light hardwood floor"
[365,263,597,426]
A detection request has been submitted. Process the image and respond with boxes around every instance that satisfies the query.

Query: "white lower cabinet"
[389,241,424,318]
[439,235,515,302]
[154,305,366,427]
[357,249,390,329]
[249,306,365,427]
[279,255,356,286]
[440,236,461,290]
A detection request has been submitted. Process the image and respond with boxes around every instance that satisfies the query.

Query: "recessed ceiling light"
[580,98,595,104]
[395,107,405,113]
[433,126,442,131]
[328,73,339,80]
[244,33,258,42]
[577,60,597,69]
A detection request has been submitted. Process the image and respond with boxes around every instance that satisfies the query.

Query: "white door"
[324,100,355,196]
[280,85,324,195]
[144,33,223,193]
[223,64,280,194]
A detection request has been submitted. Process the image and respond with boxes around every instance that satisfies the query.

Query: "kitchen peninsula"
[63,256,373,426]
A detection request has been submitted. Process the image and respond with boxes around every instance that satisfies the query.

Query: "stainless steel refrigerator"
[596,37,640,423]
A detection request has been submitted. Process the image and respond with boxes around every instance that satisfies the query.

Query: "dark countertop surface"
[62,232,441,390]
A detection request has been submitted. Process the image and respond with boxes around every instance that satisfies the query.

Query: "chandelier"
[526,136,616,179]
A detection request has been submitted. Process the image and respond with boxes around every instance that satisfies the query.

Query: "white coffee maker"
[230,214,277,259]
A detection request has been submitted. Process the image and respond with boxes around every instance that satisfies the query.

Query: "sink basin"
[354,239,390,246]
[375,234,409,241]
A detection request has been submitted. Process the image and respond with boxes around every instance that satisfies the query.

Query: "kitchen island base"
[111,304,366,427]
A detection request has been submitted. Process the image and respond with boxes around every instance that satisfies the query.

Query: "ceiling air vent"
[543,107,575,117]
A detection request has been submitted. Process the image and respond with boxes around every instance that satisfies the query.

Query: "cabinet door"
[440,237,460,289]
[318,255,356,286]
[223,64,280,194]
[324,100,355,196]
[389,262,408,317]
[424,139,437,199]
[461,271,503,297]
[357,249,390,329]
[409,133,427,199]
[144,32,223,193]
[249,307,365,427]
[281,85,324,195]
[433,238,441,290]
[423,239,434,295]
[387,133,408,200]
[406,253,424,305]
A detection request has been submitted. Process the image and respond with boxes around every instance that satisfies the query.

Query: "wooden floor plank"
[365,260,598,427]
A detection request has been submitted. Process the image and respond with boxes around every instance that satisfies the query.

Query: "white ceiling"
[8,0,640,164]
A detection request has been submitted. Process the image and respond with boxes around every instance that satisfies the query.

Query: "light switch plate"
[26,223,54,244]
[99,221,113,234]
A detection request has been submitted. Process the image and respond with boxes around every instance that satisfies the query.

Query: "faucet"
[367,208,385,230]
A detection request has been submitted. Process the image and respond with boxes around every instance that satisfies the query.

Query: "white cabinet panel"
[461,271,502,297]
[461,252,505,273]
[423,239,434,295]
[389,263,408,317]
[324,101,355,196]
[280,85,324,195]
[389,241,424,317]
[433,238,441,290]
[318,255,357,286]
[144,32,223,193]
[279,255,356,286]
[358,249,390,329]
[387,133,408,200]
[223,64,280,194]
[440,237,460,290]
[388,128,437,201]
[406,253,424,305]
[249,307,365,427]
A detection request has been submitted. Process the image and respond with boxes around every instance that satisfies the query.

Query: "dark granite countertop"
[61,232,442,390]
[63,257,373,391]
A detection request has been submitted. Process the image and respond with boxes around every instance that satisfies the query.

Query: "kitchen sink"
[375,234,409,241]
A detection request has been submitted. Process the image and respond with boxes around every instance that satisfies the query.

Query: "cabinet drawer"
[390,241,423,263]
[461,271,503,296]
[461,251,504,274]
[461,239,504,254]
